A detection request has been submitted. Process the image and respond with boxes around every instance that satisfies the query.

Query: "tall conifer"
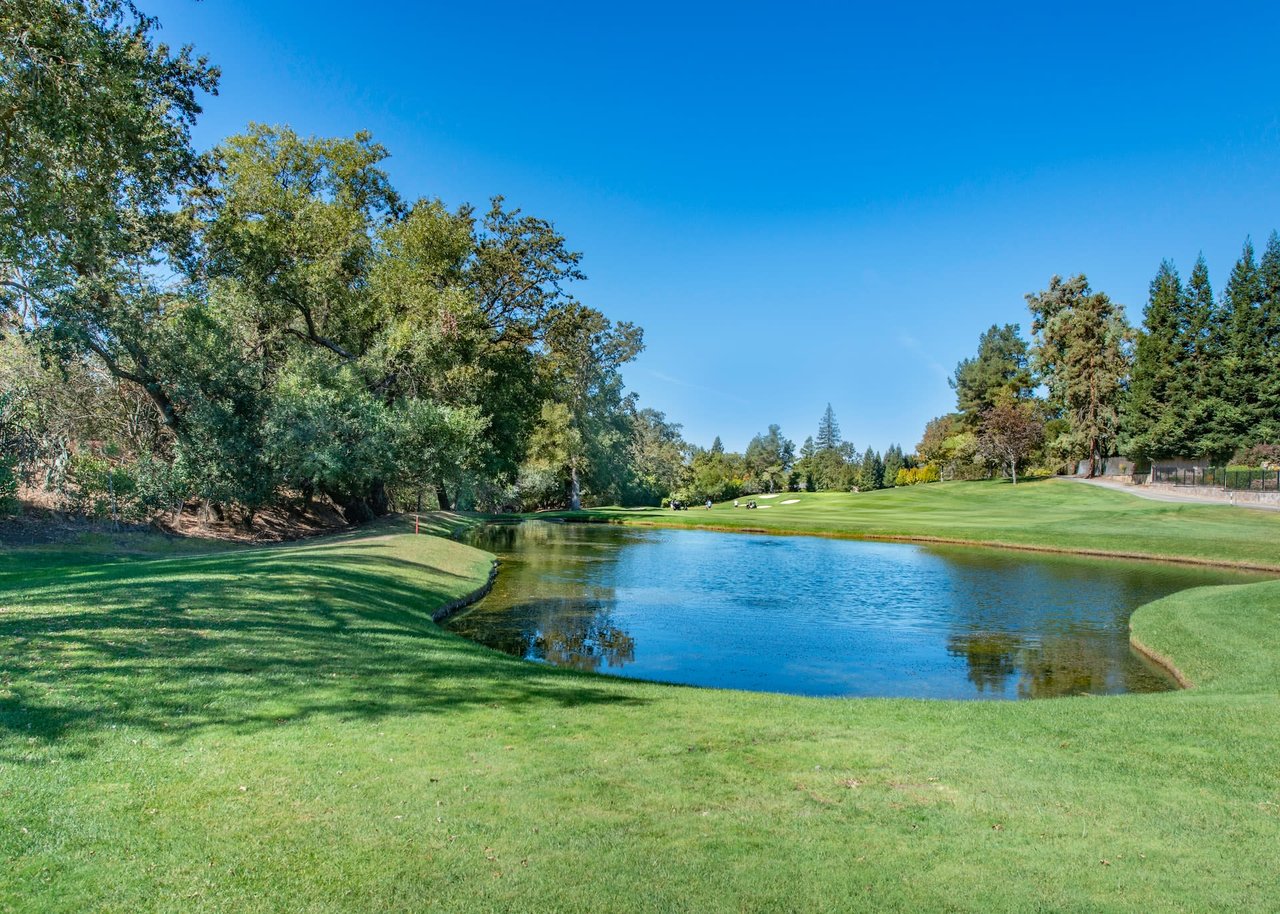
[1184,255,1237,458]
[816,404,841,451]
[1224,240,1265,444]
[1124,261,1187,460]
[1027,275,1132,476]
[1257,234,1280,442]
[882,444,905,486]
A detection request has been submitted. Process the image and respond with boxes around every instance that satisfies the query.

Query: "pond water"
[446,521,1266,700]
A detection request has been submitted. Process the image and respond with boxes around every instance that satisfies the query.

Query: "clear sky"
[147,0,1280,453]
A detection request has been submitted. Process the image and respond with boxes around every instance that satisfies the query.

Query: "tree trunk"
[434,482,452,511]
[337,495,374,523]
[569,464,581,511]
[368,479,389,516]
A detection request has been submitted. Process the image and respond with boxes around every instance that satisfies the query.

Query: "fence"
[1151,466,1280,491]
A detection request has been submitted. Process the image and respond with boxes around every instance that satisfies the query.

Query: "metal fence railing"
[1152,466,1280,491]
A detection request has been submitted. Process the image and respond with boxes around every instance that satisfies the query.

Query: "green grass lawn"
[2,486,1279,912]
[573,477,1280,569]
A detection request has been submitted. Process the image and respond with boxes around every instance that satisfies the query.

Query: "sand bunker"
[756,493,781,499]
[780,499,800,504]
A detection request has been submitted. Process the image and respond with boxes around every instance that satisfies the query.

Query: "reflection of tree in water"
[459,598,636,673]
[1012,636,1115,699]
[467,521,563,555]
[947,630,1139,698]
[531,601,637,672]
[457,521,641,673]
[947,632,1021,694]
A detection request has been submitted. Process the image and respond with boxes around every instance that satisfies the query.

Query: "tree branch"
[285,297,356,360]
[82,336,181,431]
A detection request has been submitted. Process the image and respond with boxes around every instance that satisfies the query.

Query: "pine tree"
[816,404,841,451]
[856,447,883,491]
[1184,255,1237,459]
[710,436,724,455]
[1027,275,1133,476]
[950,324,1032,425]
[882,443,904,486]
[1124,261,1188,461]
[1257,233,1280,442]
[1224,239,1266,447]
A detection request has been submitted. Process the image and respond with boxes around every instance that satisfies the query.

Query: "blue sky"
[149,0,1280,452]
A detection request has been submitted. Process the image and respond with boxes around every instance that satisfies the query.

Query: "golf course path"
[1067,475,1280,511]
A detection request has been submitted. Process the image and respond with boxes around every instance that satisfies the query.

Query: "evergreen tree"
[950,324,1033,425]
[1183,255,1237,459]
[1257,234,1280,442]
[1225,240,1266,445]
[815,404,841,451]
[710,435,725,455]
[1027,275,1133,476]
[882,444,905,487]
[855,447,883,491]
[1124,261,1189,460]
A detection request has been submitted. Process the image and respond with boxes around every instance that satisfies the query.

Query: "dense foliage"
[0,1,689,522]
[915,241,1280,482]
[1123,237,1280,463]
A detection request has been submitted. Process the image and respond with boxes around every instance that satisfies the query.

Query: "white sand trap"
[780,499,800,504]
[756,493,781,499]
[756,504,772,509]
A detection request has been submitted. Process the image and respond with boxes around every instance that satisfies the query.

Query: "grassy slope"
[573,477,1280,569]
[0,492,1277,912]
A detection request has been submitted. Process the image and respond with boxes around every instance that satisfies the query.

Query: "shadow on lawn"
[0,542,649,759]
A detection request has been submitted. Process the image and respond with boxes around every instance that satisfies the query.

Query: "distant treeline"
[680,236,1280,501]
[918,236,1280,484]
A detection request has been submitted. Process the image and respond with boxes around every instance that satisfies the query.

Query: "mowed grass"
[575,477,1280,569]
[0,490,1278,912]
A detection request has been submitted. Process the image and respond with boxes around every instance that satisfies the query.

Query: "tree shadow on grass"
[0,540,650,760]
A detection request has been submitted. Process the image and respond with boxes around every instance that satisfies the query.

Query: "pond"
[445,521,1266,700]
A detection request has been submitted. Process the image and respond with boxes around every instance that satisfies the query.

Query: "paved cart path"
[1067,476,1280,511]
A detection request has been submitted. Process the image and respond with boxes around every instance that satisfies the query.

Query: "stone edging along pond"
[430,558,500,624]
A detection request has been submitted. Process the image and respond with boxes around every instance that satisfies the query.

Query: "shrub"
[63,453,138,519]
[895,465,941,486]
[1232,443,1280,469]
[0,455,18,515]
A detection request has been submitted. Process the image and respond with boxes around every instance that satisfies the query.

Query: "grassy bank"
[571,477,1280,569]
[3,493,1279,912]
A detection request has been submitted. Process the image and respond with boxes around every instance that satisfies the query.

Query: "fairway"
[3,484,1280,912]
[575,477,1280,570]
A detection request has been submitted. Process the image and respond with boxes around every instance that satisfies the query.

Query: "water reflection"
[948,632,1022,695]
[447,522,1267,700]
[946,631,1151,700]
[479,598,636,672]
